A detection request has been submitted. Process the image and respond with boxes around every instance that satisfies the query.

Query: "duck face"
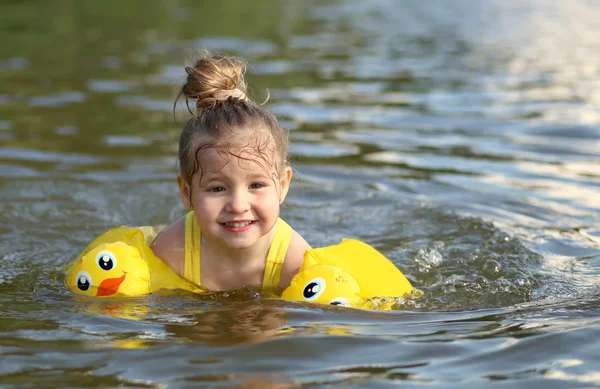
[67,242,151,297]
[282,265,362,308]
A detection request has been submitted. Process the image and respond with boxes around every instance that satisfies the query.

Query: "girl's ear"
[178,176,193,210]
[279,166,293,204]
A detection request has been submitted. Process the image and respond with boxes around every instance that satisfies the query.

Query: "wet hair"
[175,53,289,196]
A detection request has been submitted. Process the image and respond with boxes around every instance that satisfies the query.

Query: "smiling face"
[179,137,292,251]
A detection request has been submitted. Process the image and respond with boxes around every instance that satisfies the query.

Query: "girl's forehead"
[197,146,277,173]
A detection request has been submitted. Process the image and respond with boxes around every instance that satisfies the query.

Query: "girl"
[151,53,311,294]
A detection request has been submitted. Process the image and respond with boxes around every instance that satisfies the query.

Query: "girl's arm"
[279,230,311,289]
[150,216,186,277]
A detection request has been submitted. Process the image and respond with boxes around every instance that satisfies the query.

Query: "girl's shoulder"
[150,215,187,276]
[279,229,311,289]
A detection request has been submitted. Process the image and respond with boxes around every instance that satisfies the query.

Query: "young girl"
[151,53,311,294]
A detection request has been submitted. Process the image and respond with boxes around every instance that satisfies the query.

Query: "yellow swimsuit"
[183,211,292,294]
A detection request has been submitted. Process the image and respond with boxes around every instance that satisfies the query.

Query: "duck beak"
[96,272,127,297]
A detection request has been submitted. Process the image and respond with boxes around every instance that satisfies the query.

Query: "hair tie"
[213,88,247,102]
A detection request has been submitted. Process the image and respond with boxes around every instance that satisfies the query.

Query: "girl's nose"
[226,190,250,213]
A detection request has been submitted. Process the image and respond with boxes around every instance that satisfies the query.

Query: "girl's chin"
[206,231,262,250]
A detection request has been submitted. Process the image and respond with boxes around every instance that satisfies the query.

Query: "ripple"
[0,57,28,71]
[102,56,122,69]
[149,65,183,85]
[183,36,277,57]
[253,60,311,75]
[115,95,171,111]
[53,126,77,136]
[0,163,38,178]
[87,79,139,93]
[103,135,152,146]
[0,148,101,165]
[0,121,13,130]
[29,92,86,107]
[524,124,600,140]
[274,82,386,103]
[290,142,359,158]
[272,102,387,124]
[363,151,511,176]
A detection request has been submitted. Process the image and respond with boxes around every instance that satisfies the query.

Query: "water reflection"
[166,303,289,346]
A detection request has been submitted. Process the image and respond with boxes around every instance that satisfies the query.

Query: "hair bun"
[180,53,248,110]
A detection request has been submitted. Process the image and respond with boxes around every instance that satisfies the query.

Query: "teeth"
[225,221,252,228]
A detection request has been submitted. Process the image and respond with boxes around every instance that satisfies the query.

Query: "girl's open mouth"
[222,220,256,231]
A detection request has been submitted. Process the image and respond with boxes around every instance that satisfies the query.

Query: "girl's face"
[178,142,291,251]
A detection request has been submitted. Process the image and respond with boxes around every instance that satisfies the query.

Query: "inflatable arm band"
[64,226,202,297]
[281,238,421,308]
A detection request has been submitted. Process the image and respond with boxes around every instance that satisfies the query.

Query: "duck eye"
[96,250,116,271]
[329,297,350,307]
[75,271,92,291]
[303,278,326,300]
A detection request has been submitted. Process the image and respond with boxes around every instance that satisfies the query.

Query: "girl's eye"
[250,183,265,189]
[208,186,225,193]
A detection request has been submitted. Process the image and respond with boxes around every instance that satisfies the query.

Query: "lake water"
[1,0,599,388]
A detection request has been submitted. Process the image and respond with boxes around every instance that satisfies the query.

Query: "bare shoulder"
[279,229,312,289]
[150,215,186,276]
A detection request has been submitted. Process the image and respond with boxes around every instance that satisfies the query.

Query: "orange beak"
[96,272,127,297]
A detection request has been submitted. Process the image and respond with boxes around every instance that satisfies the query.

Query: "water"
[1,0,599,387]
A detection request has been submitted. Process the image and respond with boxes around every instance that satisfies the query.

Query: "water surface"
[1,0,599,388]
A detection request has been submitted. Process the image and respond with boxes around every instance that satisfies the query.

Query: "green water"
[1,0,599,388]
